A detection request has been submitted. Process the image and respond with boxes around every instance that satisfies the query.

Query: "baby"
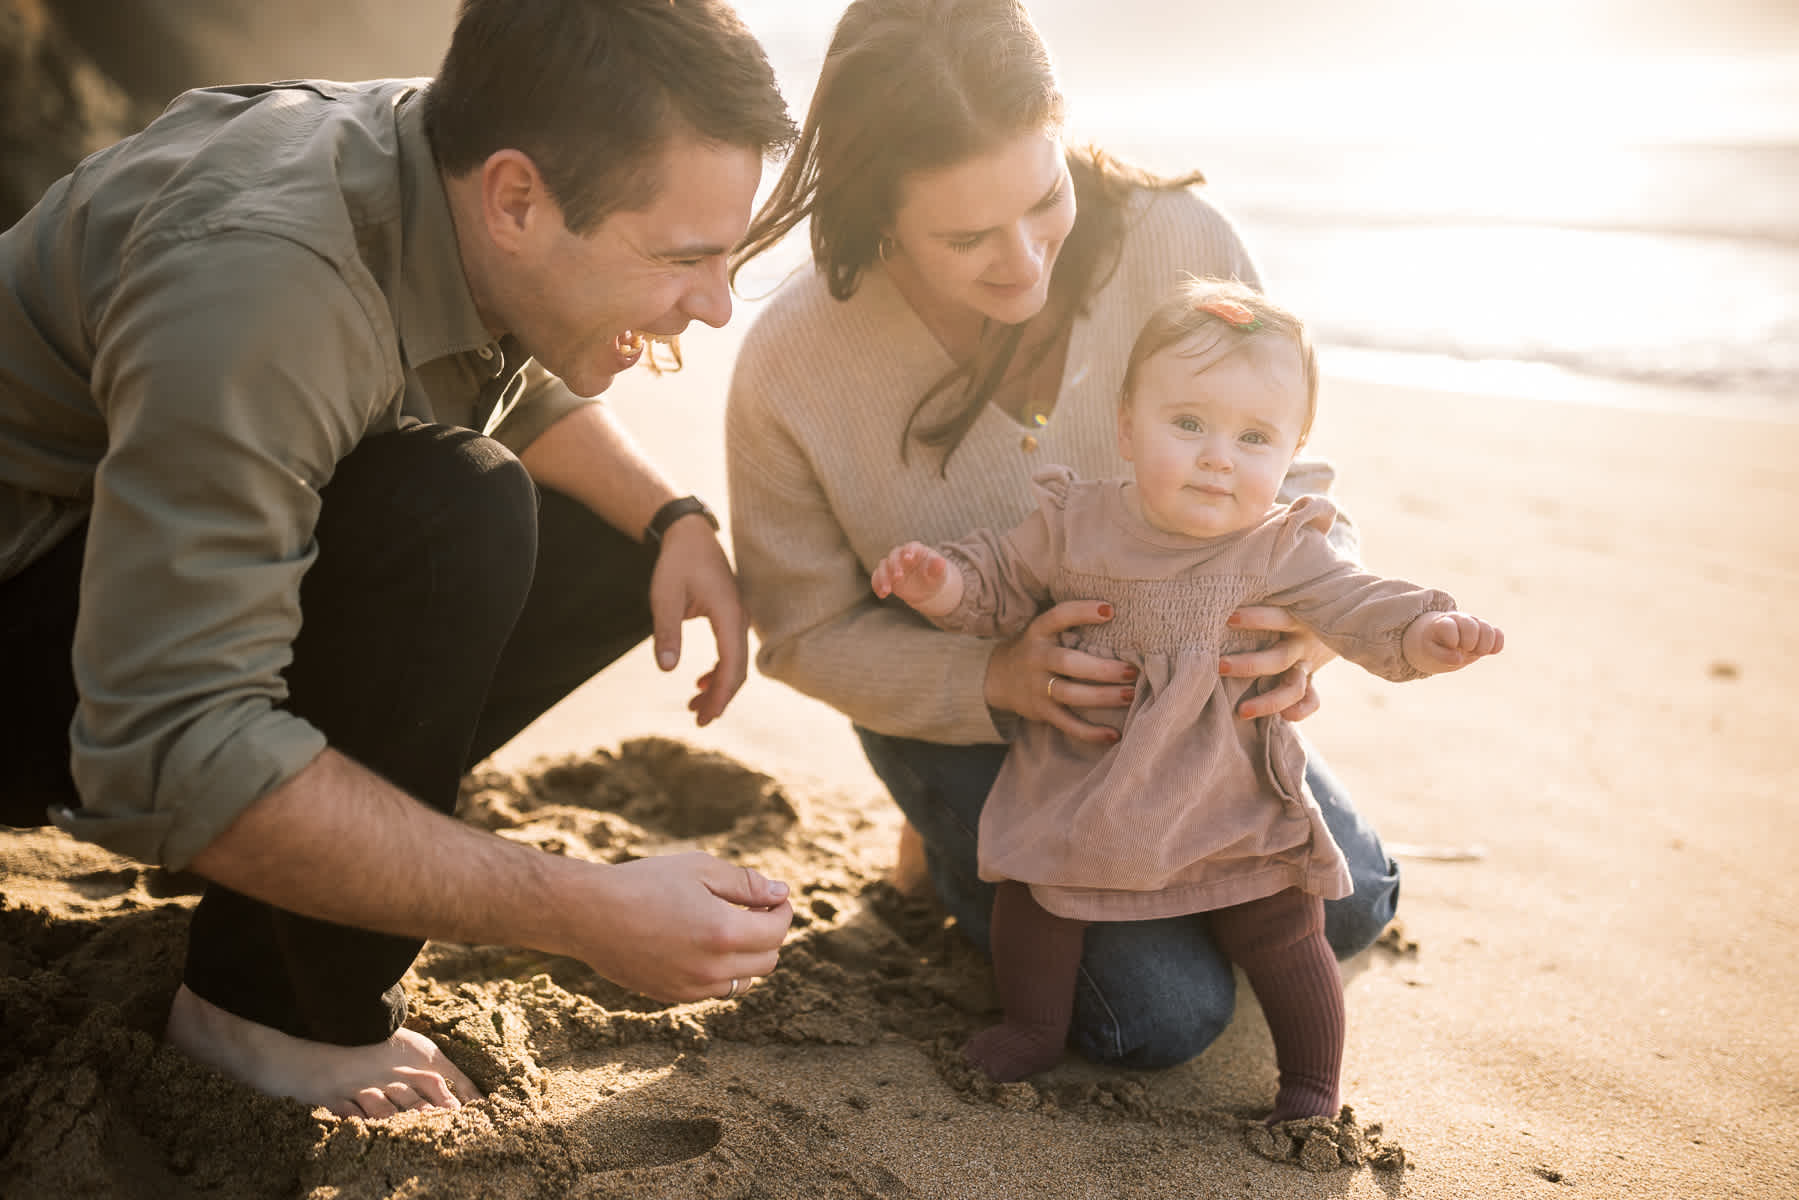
[871,276,1504,1122]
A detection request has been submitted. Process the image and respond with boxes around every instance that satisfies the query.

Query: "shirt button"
[1021,435,1039,452]
[476,345,495,360]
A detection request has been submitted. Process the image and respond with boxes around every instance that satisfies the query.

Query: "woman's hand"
[983,600,1137,744]
[1218,605,1337,721]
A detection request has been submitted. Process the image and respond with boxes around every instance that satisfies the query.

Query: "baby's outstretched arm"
[1401,611,1506,675]
[871,542,964,618]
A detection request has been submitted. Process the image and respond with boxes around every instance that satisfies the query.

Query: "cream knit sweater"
[726,186,1356,745]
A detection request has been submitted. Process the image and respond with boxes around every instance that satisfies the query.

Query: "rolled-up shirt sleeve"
[53,233,393,867]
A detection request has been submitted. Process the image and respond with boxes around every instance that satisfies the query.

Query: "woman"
[725,0,1399,1070]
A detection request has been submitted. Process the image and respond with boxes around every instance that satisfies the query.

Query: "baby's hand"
[1403,611,1505,675]
[871,542,960,616]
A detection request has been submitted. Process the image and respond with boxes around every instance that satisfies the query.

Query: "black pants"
[0,425,657,1044]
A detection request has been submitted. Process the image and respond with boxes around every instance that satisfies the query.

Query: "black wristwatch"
[643,495,719,547]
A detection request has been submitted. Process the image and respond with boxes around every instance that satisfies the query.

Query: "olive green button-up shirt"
[0,79,592,867]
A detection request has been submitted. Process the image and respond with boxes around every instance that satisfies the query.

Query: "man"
[0,0,799,1119]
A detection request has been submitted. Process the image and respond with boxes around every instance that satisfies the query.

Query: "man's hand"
[189,750,793,1009]
[647,516,748,726]
[514,405,746,725]
[565,852,793,1003]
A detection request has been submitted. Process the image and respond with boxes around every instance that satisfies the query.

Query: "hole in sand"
[461,736,797,844]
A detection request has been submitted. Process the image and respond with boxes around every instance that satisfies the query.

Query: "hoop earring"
[877,236,895,263]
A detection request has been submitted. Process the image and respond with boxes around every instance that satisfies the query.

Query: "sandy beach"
[3,311,1795,1199]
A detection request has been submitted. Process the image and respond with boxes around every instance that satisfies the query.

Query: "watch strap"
[644,495,719,546]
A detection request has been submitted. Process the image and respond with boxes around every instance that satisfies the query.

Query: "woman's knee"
[1324,867,1401,958]
[1304,753,1402,957]
[1067,917,1238,1069]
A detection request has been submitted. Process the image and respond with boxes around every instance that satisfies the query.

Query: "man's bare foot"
[165,984,480,1119]
[890,820,934,901]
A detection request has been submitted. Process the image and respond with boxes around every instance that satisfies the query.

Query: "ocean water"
[1183,136,1799,406]
[734,2,1799,413]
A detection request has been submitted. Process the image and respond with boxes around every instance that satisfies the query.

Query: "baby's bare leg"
[964,881,1088,1082]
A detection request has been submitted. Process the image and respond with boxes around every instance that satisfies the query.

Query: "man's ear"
[480,149,552,252]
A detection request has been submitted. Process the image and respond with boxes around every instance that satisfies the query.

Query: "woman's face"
[884,129,1075,335]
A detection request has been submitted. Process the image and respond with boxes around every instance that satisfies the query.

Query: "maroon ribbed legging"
[1208,887,1344,1122]
[964,882,1342,1123]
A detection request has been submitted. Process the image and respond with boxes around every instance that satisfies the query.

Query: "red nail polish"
[1120,687,1136,702]
[1226,613,1242,628]
[1098,603,1114,619]
[1122,665,1139,681]
[1217,661,1231,676]
[1107,730,1121,743]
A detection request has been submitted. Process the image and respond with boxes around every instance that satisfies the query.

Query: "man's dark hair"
[423,0,796,232]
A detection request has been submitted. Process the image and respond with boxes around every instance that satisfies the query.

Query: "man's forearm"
[186,747,581,955]
[519,402,679,538]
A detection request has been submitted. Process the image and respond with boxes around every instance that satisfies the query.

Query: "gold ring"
[725,978,739,1000]
[1046,676,1058,703]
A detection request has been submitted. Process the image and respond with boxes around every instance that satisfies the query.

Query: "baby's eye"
[1240,430,1270,445]
[1173,416,1202,433]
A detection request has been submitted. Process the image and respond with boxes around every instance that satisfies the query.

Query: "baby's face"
[1117,332,1308,539]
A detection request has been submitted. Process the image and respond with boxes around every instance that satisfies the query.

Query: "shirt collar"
[393,87,496,368]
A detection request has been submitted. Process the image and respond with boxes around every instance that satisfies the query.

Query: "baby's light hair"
[1119,276,1319,446]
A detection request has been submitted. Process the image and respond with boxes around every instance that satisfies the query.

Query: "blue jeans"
[855,727,1400,1069]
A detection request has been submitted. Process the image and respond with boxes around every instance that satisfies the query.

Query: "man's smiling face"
[505,135,764,397]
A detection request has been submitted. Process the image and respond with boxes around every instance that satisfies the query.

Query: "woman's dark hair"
[730,0,1203,474]
[424,0,797,232]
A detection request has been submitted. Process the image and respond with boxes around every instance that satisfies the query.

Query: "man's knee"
[315,426,538,615]
[339,425,534,546]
